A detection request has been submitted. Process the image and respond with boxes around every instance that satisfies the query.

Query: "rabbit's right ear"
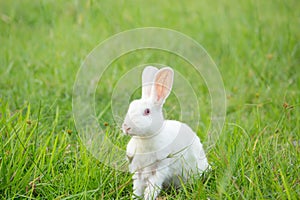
[151,67,174,106]
[142,66,158,99]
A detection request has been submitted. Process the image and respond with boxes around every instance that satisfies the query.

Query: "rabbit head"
[122,66,174,137]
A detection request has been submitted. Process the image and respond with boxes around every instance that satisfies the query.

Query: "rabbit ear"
[151,67,174,105]
[142,66,158,99]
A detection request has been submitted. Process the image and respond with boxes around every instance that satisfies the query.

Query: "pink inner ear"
[155,72,171,102]
[155,83,163,101]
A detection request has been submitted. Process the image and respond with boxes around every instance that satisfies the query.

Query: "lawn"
[0,0,299,199]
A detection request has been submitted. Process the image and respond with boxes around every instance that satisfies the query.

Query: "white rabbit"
[122,66,210,200]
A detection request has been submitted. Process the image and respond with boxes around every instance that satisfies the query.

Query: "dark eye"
[143,108,150,116]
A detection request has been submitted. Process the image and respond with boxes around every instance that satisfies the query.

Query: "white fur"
[122,66,209,200]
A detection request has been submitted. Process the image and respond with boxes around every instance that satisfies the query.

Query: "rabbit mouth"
[123,127,145,137]
[122,123,132,134]
[122,124,137,136]
[123,127,132,135]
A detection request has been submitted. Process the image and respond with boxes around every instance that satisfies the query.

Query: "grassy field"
[0,0,299,199]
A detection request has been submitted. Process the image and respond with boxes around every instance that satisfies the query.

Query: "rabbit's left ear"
[151,67,174,105]
[142,66,158,99]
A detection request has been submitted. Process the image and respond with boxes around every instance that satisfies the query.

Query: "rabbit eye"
[143,108,150,116]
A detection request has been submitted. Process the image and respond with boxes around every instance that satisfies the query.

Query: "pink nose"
[122,123,131,134]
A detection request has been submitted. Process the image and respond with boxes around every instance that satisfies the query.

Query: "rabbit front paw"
[144,185,161,200]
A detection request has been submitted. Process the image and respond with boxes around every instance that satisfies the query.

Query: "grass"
[0,0,299,199]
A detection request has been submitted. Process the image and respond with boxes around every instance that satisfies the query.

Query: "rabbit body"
[127,120,209,199]
[122,66,209,200]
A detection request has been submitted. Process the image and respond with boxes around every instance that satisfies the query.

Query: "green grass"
[0,0,299,199]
